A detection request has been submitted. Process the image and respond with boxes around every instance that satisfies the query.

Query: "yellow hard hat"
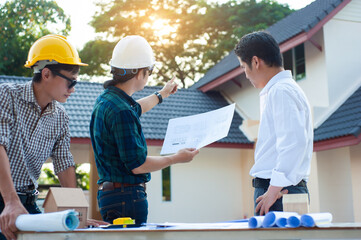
[24,34,87,68]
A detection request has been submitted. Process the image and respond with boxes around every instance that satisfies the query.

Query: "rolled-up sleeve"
[51,114,75,174]
[0,87,13,151]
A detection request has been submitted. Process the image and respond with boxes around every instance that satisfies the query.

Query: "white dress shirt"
[250,70,313,187]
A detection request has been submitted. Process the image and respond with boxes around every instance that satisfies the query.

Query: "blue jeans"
[97,185,148,225]
[254,184,309,216]
[0,194,41,240]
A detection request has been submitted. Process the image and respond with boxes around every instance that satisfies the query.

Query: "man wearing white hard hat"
[90,35,199,224]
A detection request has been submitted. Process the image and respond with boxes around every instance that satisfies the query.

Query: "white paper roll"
[248,216,265,228]
[287,215,301,228]
[262,211,298,228]
[301,212,333,227]
[15,210,79,231]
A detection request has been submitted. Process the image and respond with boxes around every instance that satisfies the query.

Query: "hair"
[234,31,283,68]
[32,64,80,83]
[103,67,148,89]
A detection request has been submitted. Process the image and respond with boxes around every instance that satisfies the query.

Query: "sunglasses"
[147,65,154,76]
[52,71,77,89]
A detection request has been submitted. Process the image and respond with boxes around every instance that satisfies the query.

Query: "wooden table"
[17,224,361,240]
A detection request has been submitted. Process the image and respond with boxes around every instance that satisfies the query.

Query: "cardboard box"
[283,193,309,215]
[43,187,89,229]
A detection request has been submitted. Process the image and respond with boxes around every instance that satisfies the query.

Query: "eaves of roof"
[312,84,361,151]
[0,75,252,148]
[191,0,351,92]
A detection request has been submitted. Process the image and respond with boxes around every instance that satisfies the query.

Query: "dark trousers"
[252,178,309,216]
[0,194,41,240]
[97,185,148,225]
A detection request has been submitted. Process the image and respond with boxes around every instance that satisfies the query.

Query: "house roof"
[191,0,348,90]
[2,75,361,149]
[0,75,251,146]
[314,85,361,142]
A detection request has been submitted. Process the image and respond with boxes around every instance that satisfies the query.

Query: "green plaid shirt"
[90,86,150,184]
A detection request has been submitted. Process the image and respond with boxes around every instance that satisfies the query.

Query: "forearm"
[0,145,20,204]
[132,148,198,174]
[57,166,77,188]
[132,155,172,174]
[137,77,177,114]
[137,93,160,114]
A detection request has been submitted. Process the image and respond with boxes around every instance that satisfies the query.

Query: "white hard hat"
[110,35,156,69]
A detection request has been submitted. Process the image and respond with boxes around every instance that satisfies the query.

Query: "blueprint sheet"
[160,104,235,155]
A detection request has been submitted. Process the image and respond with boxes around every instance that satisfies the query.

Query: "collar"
[106,86,137,106]
[260,70,293,96]
[21,81,57,115]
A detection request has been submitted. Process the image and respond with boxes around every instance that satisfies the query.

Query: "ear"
[41,68,52,82]
[252,56,261,69]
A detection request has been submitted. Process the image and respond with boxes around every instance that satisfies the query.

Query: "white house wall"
[220,75,261,121]
[146,146,248,223]
[308,153,320,214]
[70,143,91,164]
[350,145,361,222]
[313,0,361,128]
[298,30,329,111]
[315,147,355,222]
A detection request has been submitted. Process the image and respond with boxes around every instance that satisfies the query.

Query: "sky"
[54,0,316,50]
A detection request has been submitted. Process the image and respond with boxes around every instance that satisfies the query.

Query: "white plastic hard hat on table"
[110,35,156,69]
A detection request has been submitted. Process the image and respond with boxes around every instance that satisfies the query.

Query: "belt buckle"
[99,182,114,191]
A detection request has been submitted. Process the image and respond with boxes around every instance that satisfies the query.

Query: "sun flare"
[143,17,177,38]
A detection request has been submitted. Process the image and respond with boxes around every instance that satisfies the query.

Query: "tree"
[78,39,116,77]
[80,0,292,87]
[38,164,90,190]
[0,0,71,77]
[199,0,294,70]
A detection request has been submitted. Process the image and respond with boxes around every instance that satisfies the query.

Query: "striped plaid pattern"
[90,86,150,185]
[0,82,75,191]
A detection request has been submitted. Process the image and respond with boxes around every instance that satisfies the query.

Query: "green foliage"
[79,39,116,76]
[38,164,90,190]
[75,165,90,190]
[81,0,293,87]
[0,0,71,77]
[39,167,60,185]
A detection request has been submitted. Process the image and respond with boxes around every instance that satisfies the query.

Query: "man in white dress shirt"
[234,31,313,216]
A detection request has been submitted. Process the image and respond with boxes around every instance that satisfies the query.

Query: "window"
[162,166,171,201]
[283,43,306,81]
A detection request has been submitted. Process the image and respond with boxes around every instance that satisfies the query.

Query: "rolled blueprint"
[275,217,288,228]
[287,215,301,228]
[15,210,79,231]
[248,216,265,228]
[262,211,298,228]
[301,212,333,227]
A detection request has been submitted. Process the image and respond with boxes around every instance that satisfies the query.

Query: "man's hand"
[159,77,178,99]
[171,148,199,164]
[255,185,288,216]
[86,218,108,227]
[0,200,28,240]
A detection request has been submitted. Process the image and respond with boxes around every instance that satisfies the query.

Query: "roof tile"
[0,75,251,145]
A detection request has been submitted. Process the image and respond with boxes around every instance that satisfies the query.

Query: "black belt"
[0,190,38,206]
[252,177,307,188]
[16,190,39,205]
[98,181,146,191]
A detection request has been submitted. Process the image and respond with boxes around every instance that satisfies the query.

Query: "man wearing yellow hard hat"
[90,35,199,225]
[0,35,105,240]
